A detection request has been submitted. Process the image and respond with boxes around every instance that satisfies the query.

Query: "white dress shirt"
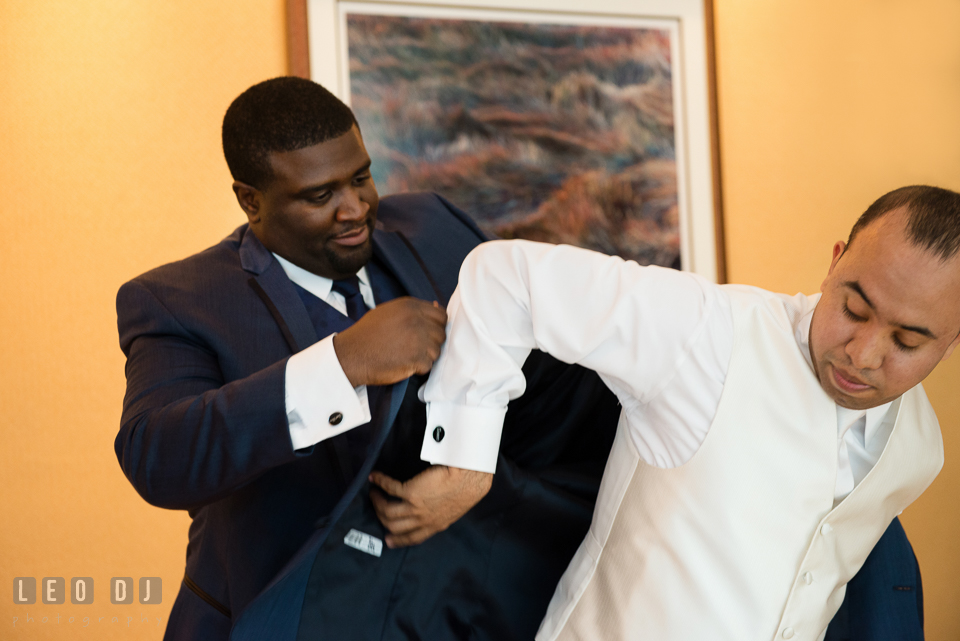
[421,240,896,504]
[273,253,374,451]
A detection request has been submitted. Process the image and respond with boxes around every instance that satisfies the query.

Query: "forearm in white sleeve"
[421,239,710,473]
[285,334,371,451]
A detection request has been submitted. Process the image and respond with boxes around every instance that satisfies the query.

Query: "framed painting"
[293,0,724,281]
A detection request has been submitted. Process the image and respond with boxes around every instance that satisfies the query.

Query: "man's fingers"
[414,358,438,376]
[419,301,447,325]
[368,486,392,513]
[369,471,407,499]
[369,488,416,521]
[425,317,447,338]
[368,488,424,535]
[380,516,421,536]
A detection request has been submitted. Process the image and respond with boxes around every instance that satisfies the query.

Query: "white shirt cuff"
[285,335,371,451]
[420,402,507,474]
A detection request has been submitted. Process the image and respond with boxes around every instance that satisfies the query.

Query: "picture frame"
[290,0,725,281]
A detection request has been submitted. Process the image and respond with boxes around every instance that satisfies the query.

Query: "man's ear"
[820,241,847,293]
[828,241,846,275]
[232,181,262,223]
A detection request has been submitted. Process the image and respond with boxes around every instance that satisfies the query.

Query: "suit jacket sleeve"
[115,278,299,510]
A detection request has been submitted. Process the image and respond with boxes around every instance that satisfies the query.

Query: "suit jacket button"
[433,426,445,442]
[329,412,344,426]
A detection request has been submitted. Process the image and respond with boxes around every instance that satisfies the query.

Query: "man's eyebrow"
[842,280,937,339]
[293,161,372,198]
[899,323,937,339]
[843,281,875,309]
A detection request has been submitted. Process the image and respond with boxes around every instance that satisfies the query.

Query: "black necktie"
[331,275,369,322]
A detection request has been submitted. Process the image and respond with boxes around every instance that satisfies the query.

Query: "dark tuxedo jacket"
[115,193,620,640]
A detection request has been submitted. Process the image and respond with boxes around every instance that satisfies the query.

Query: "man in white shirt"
[409,185,960,640]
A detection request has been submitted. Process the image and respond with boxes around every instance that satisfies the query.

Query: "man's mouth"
[332,224,370,247]
[830,364,873,393]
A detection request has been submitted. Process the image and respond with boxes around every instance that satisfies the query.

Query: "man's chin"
[831,394,875,410]
[327,241,374,277]
[822,381,887,410]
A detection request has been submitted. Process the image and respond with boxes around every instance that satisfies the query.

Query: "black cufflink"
[432,426,445,442]
[329,412,343,426]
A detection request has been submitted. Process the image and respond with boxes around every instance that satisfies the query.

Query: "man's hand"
[333,297,447,387]
[368,466,494,548]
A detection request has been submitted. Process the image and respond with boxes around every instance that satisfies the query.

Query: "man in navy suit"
[116,77,928,641]
[115,77,620,640]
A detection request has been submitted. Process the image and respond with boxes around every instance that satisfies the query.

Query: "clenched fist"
[333,297,447,387]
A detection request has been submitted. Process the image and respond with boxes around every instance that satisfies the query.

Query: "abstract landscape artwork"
[343,7,684,268]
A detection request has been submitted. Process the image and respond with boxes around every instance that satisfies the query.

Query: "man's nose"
[845,328,884,370]
[336,188,369,221]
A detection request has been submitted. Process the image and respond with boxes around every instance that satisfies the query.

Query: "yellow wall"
[2,0,958,639]
[714,1,960,639]
[1,1,286,638]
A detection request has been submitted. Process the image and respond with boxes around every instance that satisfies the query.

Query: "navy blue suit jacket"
[116,193,620,640]
[825,516,925,641]
[116,193,489,635]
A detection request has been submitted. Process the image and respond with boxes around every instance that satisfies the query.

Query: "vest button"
[802,572,813,585]
[329,412,343,426]
[820,522,833,535]
[782,628,795,639]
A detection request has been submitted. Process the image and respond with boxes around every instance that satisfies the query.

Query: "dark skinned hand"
[333,297,447,387]
[368,466,494,548]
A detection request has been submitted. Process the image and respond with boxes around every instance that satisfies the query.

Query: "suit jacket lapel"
[366,227,433,459]
[372,227,445,303]
[239,227,318,353]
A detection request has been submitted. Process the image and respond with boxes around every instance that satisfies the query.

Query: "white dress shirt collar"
[863,400,896,447]
[272,253,371,303]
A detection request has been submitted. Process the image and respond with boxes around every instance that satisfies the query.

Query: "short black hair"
[848,185,960,261]
[222,77,358,189]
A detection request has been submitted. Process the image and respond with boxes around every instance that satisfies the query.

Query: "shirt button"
[782,628,795,639]
[433,426,445,442]
[328,412,343,426]
[821,523,833,535]
[802,572,813,585]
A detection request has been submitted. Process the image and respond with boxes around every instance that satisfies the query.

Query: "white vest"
[537,286,943,641]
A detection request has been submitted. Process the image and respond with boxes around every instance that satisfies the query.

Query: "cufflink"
[432,426,445,442]
[329,412,343,426]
